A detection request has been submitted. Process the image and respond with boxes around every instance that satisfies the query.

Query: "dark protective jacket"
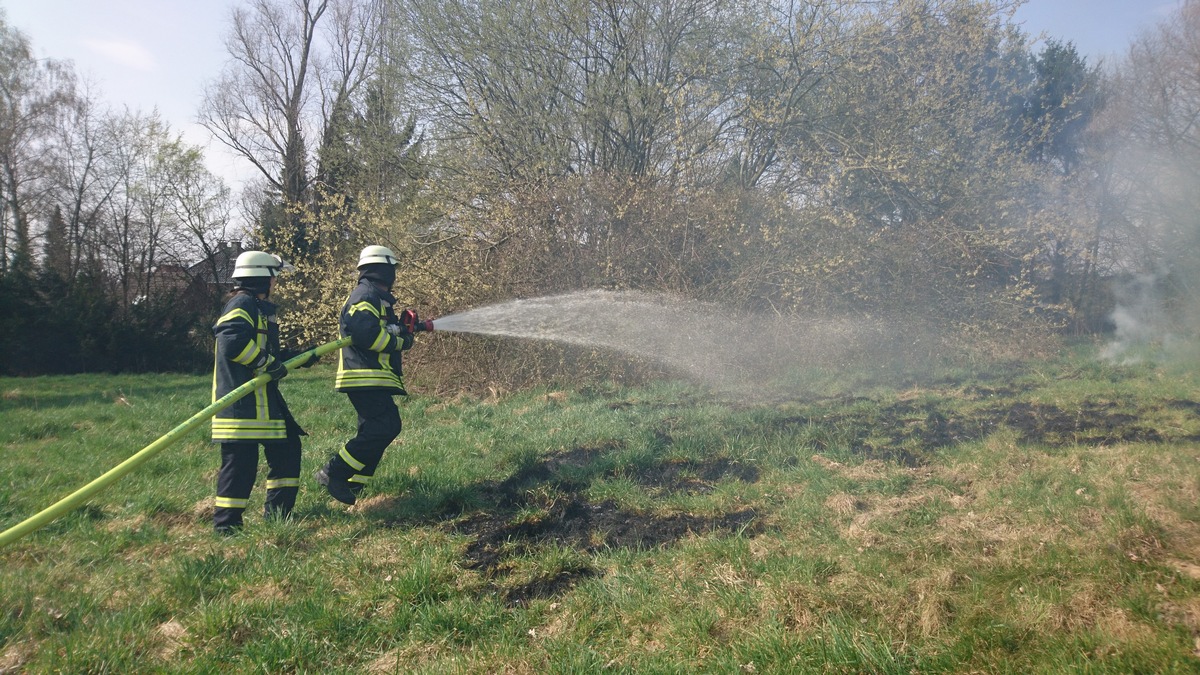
[211,291,300,442]
[335,279,408,394]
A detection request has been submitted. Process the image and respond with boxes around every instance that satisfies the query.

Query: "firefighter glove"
[279,347,320,368]
[386,324,415,350]
[297,347,320,368]
[264,358,288,381]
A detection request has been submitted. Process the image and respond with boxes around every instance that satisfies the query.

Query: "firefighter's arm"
[214,306,266,367]
[214,304,282,376]
[385,323,415,351]
[346,300,403,353]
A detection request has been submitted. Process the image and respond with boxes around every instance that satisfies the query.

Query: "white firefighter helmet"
[358,245,399,268]
[232,251,294,278]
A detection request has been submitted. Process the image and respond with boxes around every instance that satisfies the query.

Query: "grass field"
[1,343,1199,673]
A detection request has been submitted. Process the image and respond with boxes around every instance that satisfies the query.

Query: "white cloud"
[82,38,157,72]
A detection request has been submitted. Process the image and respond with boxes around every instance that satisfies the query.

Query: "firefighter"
[314,245,415,505]
[211,250,318,533]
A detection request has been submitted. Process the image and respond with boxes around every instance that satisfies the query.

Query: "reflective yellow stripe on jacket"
[335,291,405,391]
[211,303,283,440]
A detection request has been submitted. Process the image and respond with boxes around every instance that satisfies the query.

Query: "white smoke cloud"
[1100,272,1173,363]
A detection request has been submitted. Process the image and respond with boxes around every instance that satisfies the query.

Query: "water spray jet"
[418,290,947,398]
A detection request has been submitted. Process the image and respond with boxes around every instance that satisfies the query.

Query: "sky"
[4,0,246,184]
[1,0,1186,191]
[1011,0,1181,65]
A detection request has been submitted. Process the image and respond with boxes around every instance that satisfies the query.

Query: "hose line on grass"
[0,337,352,548]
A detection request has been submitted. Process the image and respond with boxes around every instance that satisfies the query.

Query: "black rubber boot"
[314,466,356,505]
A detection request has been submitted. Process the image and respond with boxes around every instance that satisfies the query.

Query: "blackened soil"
[633,457,761,494]
[443,443,764,605]
[457,498,760,573]
[431,393,1198,606]
[769,397,1193,466]
[997,401,1162,445]
[504,566,602,607]
[476,442,623,508]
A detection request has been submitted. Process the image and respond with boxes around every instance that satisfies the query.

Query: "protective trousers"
[323,391,401,493]
[213,432,302,531]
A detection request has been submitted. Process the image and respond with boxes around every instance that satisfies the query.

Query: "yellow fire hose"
[0,337,352,548]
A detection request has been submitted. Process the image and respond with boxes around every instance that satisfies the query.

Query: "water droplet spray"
[423,290,920,397]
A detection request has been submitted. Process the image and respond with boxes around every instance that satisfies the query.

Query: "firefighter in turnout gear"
[211,251,319,533]
[314,245,415,505]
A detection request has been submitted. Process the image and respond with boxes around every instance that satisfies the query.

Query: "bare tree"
[45,84,115,279]
[1104,0,1200,324]
[160,140,234,301]
[200,0,393,256]
[0,16,76,276]
[201,0,328,202]
[405,0,745,182]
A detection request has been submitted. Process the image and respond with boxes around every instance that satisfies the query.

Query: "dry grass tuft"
[191,497,214,522]
[366,640,455,674]
[232,580,287,605]
[155,619,189,661]
[824,492,863,517]
[912,569,958,637]
[352,494,403,515]
[424,393,474,414]
[763,582,824,633]
[103,514,148,534]
[810,454,890,480]
[530,603,573,640]
[0,640,36,673]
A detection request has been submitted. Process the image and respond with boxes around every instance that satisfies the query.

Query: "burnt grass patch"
[444,443,764,604]
[768,397,1191,465]
[632,457,761,494]
[434,391,1193,605]
[457,497,761,605]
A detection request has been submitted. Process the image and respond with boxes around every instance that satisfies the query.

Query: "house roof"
[187,241,244,285]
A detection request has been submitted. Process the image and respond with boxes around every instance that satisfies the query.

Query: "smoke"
[431,290,956,399]
[1100,272,1171,364]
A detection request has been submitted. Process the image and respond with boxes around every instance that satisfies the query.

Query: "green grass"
[2,346,1200,673]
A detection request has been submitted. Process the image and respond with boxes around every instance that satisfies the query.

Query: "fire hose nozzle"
[400,309,435,333]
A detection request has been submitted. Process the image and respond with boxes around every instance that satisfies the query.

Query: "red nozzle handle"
[400,309,434,333]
